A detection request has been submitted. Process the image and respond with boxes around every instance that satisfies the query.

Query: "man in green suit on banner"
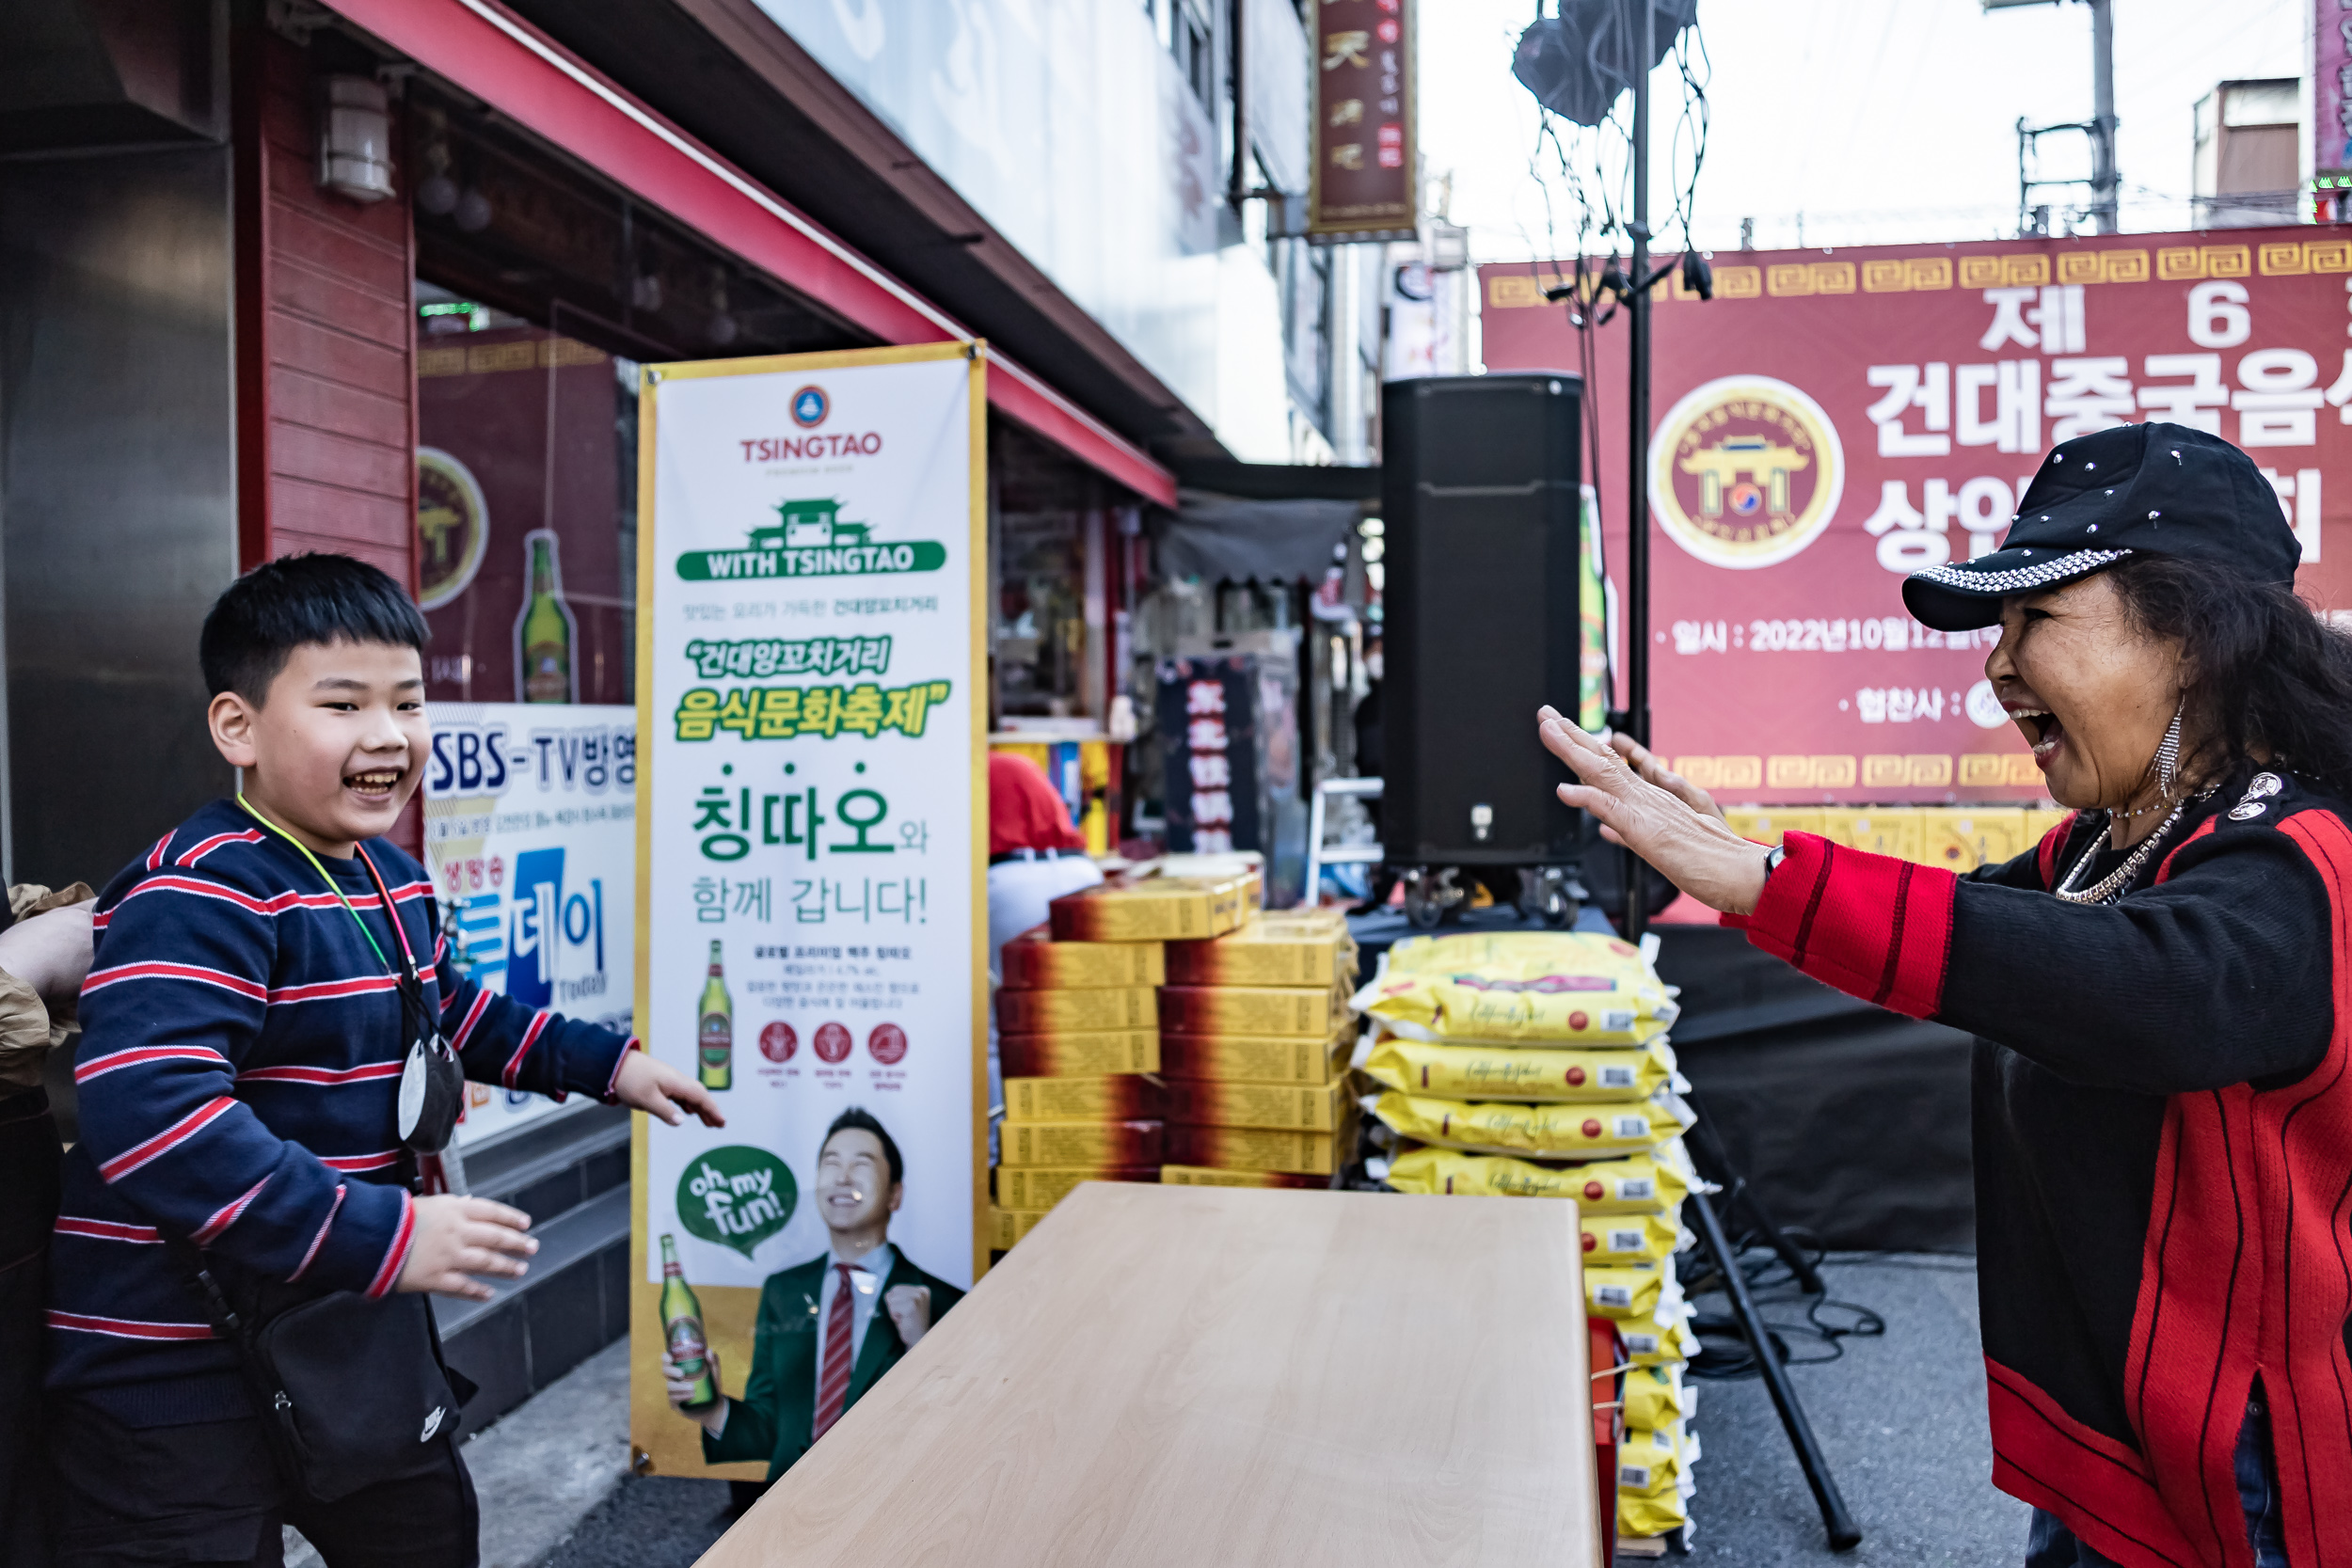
[665,1106,964,1480]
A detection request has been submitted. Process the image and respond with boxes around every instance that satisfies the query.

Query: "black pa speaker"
[1381,372,1584,866]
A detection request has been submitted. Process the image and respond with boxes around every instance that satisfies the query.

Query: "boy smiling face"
[206,640,429,859]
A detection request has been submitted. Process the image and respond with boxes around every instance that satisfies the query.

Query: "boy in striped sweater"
[45,555,721,1568]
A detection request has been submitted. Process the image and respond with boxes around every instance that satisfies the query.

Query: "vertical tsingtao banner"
[628,343,987,1480]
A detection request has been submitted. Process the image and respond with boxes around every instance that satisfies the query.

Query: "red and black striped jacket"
[47,799,631,1426]
[1730,769,2352,1568]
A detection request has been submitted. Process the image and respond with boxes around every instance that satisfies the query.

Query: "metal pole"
[1229,0,1248,207]
[1689,1164,1863,1550]
[2089,0,2118,232]
[1623,0,1654,941]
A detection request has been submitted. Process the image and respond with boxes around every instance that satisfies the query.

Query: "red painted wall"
[235,30,418,588]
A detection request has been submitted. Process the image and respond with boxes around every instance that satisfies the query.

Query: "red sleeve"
[1725,831,1958,1019]
[988,752,1087,856]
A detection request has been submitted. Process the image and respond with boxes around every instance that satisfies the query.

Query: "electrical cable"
[1676,1223,1888,1382]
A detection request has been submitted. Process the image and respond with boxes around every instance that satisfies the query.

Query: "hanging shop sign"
[2319,0,2352,184]
[1481,229,2352,803]
[628,342,986,1481]
[1309,0,1417,242]
[421,702,636,1148]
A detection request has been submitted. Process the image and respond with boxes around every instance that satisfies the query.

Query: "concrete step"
[440,1105,635,1432]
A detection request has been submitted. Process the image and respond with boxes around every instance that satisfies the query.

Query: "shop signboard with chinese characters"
[1310,0,1416,242]
[628,343,985,1481]
[2319,0,2352,186]
[1481,230,2352,803]
[421,703,636,1148]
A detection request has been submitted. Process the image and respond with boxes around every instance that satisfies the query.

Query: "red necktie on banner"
[812,1262,858,1441]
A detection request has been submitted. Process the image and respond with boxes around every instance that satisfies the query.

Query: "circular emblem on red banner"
[867,1023,907,1065]
[813,1022,852,1063]
[1651,375,1845,570]
[757,1022,797,1063]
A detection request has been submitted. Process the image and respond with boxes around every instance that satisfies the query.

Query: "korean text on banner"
[1480,228,2352,804]
[422,703,636,1148]
[628,343,986,1482]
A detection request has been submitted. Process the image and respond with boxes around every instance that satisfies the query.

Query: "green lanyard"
[233,794,402,978]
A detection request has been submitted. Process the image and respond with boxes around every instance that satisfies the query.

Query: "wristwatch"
[1762,845,1787,878]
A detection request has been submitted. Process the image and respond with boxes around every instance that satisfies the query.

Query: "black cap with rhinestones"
[1900,421,2299,631]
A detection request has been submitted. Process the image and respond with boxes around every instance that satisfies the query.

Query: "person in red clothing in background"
[982,752,1099,1132]
[1543,423,2352,1568]
[985,751,1098,973]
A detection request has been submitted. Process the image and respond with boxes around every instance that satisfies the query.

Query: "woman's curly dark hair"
[2106,554,2352,798]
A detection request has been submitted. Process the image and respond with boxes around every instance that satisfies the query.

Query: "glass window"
[415,285,636,705]
[407,88,866,709]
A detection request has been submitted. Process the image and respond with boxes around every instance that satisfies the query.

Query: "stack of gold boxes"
[1354,929,1702,1544]
[1724,805,2072,871]
[986,869,1261,1251]
[1156,910,1360,1189]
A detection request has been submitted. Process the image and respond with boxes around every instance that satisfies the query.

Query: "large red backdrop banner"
[1479,228,2352,805]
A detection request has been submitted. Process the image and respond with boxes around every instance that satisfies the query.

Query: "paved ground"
[1681,1254,2026,1564]
[519,1253,2023,1567]
[538,1473,737,1568]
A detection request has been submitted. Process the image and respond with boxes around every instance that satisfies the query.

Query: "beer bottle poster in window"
[628,343,986,1480]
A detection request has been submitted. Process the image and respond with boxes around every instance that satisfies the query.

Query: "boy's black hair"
[199,553,430,702]
[821,1106,904,1186]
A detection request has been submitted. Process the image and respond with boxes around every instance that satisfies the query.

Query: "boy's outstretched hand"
[612,1051,726,1128]
[400,1196,538,1299]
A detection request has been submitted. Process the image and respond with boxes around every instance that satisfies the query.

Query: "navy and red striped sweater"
[47,798,630,1425]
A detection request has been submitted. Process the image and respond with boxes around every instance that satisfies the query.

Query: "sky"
[1420,0,2308,263]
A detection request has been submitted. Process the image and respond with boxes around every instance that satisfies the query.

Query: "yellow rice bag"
[1362,930,1676,1047]
[1585,1265,1662,1322]
[1362,1089,1689,1158]
[1619,1363,1686,1431]
[1614,1429,1683,1496]
[1617,1487,1689,1538]
[1354,1034,1675,1102]
[1618,1302,1697,1367]
[1384,929,1652,979]
[1583,1211,1680,1265]
[1375,1148,1691,1212]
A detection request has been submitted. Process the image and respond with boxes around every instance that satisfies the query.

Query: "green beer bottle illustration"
[515,530,577,704]
[697,940,732,1090]
[659,1234,717,1408]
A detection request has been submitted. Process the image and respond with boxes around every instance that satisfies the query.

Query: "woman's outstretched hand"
[1594,729,1729,826]
[1537,705,1773,916]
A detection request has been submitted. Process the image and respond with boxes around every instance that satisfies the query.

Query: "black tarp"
[1658,926,1976,1253]
[1155,490,1361,584]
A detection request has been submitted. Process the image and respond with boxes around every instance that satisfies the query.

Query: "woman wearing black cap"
[1538,422,2352,1568]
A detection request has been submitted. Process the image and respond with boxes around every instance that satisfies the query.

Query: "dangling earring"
[2154,699,2185,801]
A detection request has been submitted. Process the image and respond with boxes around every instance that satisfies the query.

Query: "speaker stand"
[1679,1100,1862,1552]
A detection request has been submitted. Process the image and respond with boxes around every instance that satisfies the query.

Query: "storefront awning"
[326,0,1178,508]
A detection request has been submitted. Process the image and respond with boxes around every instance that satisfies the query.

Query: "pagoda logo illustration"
[675,499,946,581]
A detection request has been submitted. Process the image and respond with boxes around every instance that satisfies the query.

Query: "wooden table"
[696,1182,1599,1567]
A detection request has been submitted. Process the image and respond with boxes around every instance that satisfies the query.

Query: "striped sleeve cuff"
[602,1037,638,1104]
[364,1191,416,1299]
[1734,831,1957,1019]
[294,1177,413,1296]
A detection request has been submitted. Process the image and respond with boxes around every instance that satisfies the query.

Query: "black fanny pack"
[174,1240,474,1502]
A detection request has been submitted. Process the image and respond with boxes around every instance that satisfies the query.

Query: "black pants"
[47,1401,478,1568]
[2,1088,64,1567]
